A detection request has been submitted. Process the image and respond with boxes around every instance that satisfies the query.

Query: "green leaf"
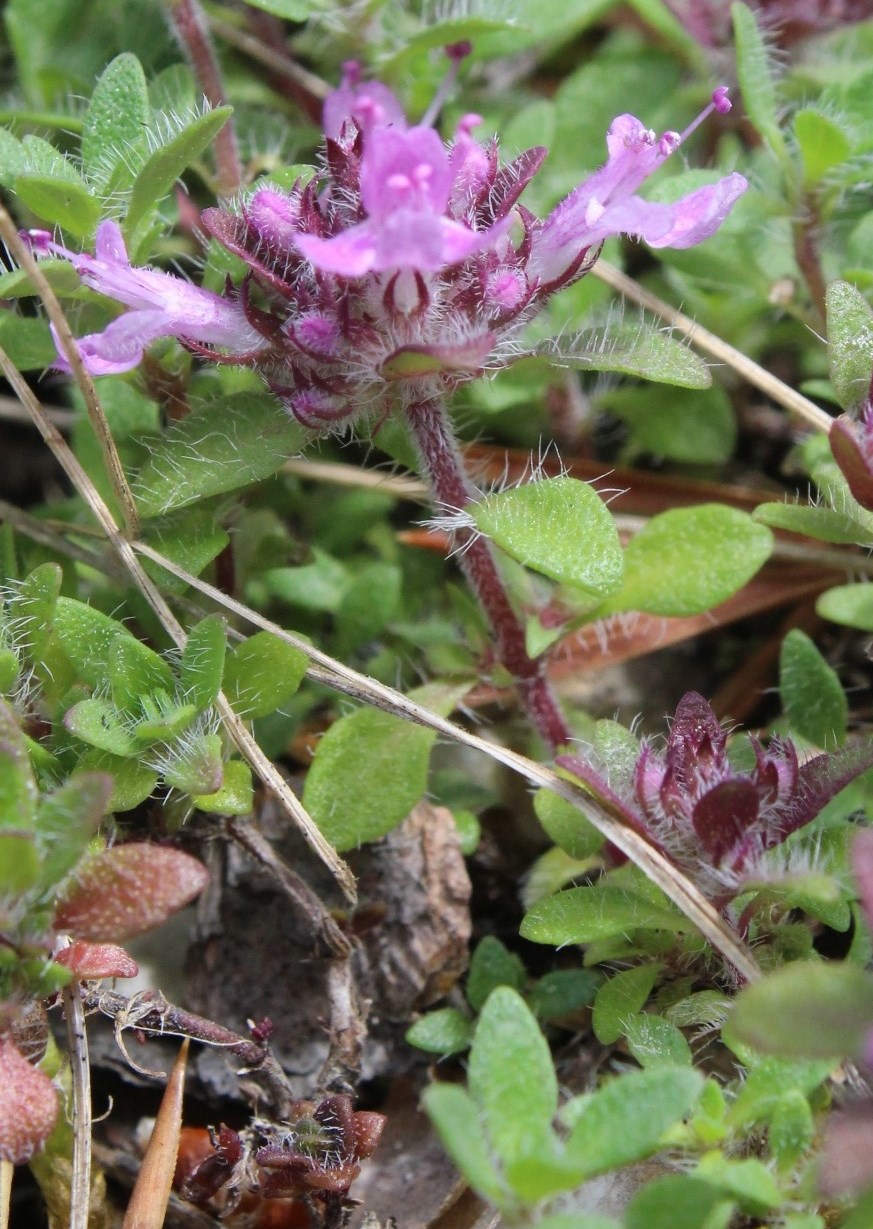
[0,832,39,892]
[468,987,557,1165]
[140,507,230,595]
[536,1217,622,1229]
[826,281,873,413]
[730,961,873,1059]
[726,1056,835,1128]
[405,1007,474,1055]
[53,598,135,688]
[381,16,521,72]
[592,963,661,1044]
[452,808,481,855]
[76,749,158,812]
[624,1014,693,1068]
[532,324,711,389]
[472,477,624,595]
[522,885,689,946]
[14,173,101,238]
[132,701,198,744]
[840,1184,873,1229]
[0,127,25,187]
[600,384,736,464]
[422,1084,510,1210]
[148,63,196,116]
[134,393,306,517]
[754,500,873,546]
[20,134,81,180]
[179,615,226,710]
[35,773,111,888]
[0,315,57,370]
[522,846,598,909]
[241,0,311,16]
[82,53,149,192]
[0,649,19,695]
[817,582,873,631]
[223,631,308,719]
[63,698,138,756]
[0,717,35,820]
[794,108,851,186]
[125,105,233,240]
[731,3,787,160]
[0,259,83,299]
[161,731,223,795]
[665,990,731,1031]
[336,563,402,652]
[779,629,847,748]
[466,937,527,1012]
[263,550,349,613]
[191,759,254,815]
[595,505,772,618]
[768,1089,815,1171]
[533,788,605,860]
[303,708,435,850]
[626,1174,734,1229]
[695,1154,780,1214]
[109,635,175,713]
[528,969,601,1022]
[565,1067,703,1178]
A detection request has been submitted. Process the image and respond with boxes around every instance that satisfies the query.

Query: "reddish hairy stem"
[167,0,243,195]
[792,196,828,329]
[406,397,571,750]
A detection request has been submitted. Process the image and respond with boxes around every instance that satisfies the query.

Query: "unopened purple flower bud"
[285,387,348,428]
[323,61,406,140]
[247,189,300,250]
[450,114,491,205]
[289,311,341,357]
[484,267,527,312]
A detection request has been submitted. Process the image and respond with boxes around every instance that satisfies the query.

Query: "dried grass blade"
[122,1039,189,1229]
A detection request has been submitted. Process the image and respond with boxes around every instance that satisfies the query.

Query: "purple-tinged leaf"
[776,743,873,841]
[830,413,873,512]
[691,779,759,865]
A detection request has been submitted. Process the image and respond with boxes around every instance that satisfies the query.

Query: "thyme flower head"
[35,64,747,433]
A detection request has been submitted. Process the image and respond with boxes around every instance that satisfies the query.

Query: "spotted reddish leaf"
[0,1035,58,1164]
[54,843,209,941]
[55,939,139,979]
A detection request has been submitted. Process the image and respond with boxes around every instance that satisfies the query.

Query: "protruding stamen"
[712,85,732,115]
[445,41,472,63]
[676,85,732,146]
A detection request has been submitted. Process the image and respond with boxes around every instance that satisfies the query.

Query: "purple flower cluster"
[559,692,873,903]
[33,65,747,431]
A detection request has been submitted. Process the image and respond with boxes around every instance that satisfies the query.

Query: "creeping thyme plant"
[3,1,873,1227]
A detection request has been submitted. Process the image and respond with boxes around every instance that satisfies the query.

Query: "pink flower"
[295,122,508,276]
[530,89,747,285]
[31,220,269,376]
[322,60,406,140]
[35,73,749,432]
